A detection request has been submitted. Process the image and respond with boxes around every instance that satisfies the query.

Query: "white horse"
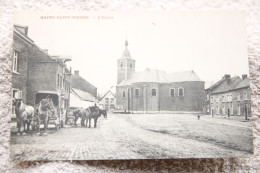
[13,99,34,135]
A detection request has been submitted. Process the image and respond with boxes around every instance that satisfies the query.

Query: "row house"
[12,25,71,114]
[205,74,251,120]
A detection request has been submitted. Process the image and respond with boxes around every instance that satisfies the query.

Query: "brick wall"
[116,81,205,112]
[12,34,33,104]
[159,81,205,112]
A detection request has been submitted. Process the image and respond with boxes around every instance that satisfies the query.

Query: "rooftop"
[118,69,203,86]
[210,76,250,94]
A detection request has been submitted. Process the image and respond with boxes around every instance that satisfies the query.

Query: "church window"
[170,88,175,97]
[120,61,124,68]
[130,62,133,68]
[122,90,126,98]
[135,88,139,96]
[152,89,156,96]
[178,88,184,96]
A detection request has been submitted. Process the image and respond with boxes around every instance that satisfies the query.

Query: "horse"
[72,108,87,127]
[13,99,35,135]
[36,97,55,135]
[84,106,107,128]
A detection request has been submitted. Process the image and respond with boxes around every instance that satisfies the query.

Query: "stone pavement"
[10,113,253,161]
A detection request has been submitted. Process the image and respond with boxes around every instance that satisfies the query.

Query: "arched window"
[178,88,184,96]
[120,61,124,68]
[122,90,126,98]
[152,88,157,96]
[170,88,175,97]
[135,88,139,96]
[130,62,133,68]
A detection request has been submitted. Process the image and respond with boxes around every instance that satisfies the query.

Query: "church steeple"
[122,39,131,59]
[125,39,128,47]
[117,39,136,84]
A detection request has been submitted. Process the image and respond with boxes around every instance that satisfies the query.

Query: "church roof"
[118,69,202,86]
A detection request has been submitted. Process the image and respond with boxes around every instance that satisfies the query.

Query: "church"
[115,40,205,113]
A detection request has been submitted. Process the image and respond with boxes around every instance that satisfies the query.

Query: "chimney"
[224,74,230,79]
[74,70,79,76]
[242,74,247,80]
[24,26,28,36]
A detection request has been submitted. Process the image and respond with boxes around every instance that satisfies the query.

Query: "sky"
[14,11,249,94]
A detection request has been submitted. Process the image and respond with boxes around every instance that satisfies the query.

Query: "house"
[71,70,97,98]
[205,74,251,119]
[116,40,205,113]
[99,86,116,111]
[12,25,72,112]
[70,88,96,108]
[12,25,34,109]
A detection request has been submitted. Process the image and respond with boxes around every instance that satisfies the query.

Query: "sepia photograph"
[10,11,253,160]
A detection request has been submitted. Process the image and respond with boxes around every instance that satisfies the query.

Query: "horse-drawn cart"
[35,91,65,131]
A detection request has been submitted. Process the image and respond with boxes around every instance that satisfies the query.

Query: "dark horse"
[36,97,55,135]
[70,108,86,127]
[13,99,35,135]
[83,106,107,128]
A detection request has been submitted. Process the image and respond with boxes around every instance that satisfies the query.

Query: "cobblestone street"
[10,113,253,160]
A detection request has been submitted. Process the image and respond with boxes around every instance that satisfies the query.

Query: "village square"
[10,24,253,160]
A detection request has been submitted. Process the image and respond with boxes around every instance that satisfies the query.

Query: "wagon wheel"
[55,124,60,131]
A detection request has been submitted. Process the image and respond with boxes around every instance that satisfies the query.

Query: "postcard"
[11,11,253,160]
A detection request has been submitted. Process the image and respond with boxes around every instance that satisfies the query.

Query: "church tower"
[117,40,135,84]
